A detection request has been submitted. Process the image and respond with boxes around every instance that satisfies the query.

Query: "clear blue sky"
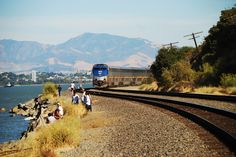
[0,0,235,47]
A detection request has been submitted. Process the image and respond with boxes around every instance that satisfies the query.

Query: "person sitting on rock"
[54,103,64,119]
[46,112,56,124]
[18,103,28,111]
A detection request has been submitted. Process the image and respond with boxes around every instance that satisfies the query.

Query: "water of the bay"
[0,83,92,143]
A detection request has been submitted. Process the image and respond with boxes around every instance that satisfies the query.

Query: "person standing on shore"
[72,93,80,104]
[70,82,76,95]
[81,89,86,103]
[58,85,62,97]
[84,92,92,112]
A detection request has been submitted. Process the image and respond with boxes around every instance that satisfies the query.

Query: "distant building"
[32,70,37,82]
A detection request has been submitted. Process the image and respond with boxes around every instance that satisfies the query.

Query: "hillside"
[0,33,157,72]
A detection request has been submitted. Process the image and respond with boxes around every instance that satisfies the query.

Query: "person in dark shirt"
[58,85,62,97]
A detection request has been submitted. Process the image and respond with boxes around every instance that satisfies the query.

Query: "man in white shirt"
[85,92,92,112]
[70,82,76,95]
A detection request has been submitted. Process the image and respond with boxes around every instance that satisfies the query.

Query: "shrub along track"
[88,89,236,155]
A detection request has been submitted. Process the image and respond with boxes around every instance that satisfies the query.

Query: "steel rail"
[90,90,236,153]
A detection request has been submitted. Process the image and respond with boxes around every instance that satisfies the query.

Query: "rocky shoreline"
[7,95,58,140]
[0,88,86,156]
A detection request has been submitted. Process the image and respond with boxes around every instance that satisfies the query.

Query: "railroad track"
[98,88,236,103]
[89,89,236,153]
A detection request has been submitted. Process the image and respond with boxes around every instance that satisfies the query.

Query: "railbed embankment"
[60,95,234,157]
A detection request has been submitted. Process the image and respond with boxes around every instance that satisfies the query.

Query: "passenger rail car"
[92,64,149,88]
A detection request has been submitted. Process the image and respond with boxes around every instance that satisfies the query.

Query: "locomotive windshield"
[92,67,109,76]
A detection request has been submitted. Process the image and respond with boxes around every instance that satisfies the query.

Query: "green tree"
[161,68,173,87]
[161,60,195,88]
[151,48,181,82]
[220,73,236,87]
[193,7,236,84]
[195,63,216,86]
[151,47,194,85]
[170,60,195,83]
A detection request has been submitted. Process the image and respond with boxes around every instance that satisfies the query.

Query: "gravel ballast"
[60,95,234,157]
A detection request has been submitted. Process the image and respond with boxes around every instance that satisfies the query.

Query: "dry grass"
[139,81,236,95]
[34,92,87,156]
[42,82,58,97]
[226,87,236,95]
[139,82,158,91]
[31,94,87,156]
[57,96,87,118]
[41,94,55,101]
[193,87,223,95]
[35,116,81,156]
[193,86,236,95]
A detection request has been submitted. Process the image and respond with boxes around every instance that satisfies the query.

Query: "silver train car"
[92,64,150,88]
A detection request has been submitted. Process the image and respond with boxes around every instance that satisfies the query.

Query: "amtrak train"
[92,64,150,88]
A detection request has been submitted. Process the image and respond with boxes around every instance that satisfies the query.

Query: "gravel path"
[59,96,234,157]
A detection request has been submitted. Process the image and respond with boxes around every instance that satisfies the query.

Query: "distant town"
[0,71,92,86]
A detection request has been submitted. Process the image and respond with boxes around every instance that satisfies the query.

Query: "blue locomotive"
[92,64,109,87]
[92,64,149,88]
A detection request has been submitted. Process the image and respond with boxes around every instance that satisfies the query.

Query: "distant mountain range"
[0,33,158,73]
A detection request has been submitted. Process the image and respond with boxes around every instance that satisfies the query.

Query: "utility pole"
[162,42,179,49]
[184,31,203,52]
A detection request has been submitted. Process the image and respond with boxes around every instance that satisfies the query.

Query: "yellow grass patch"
[35,116,80,156]
[139,81,158,91]
[193,86,236,95]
